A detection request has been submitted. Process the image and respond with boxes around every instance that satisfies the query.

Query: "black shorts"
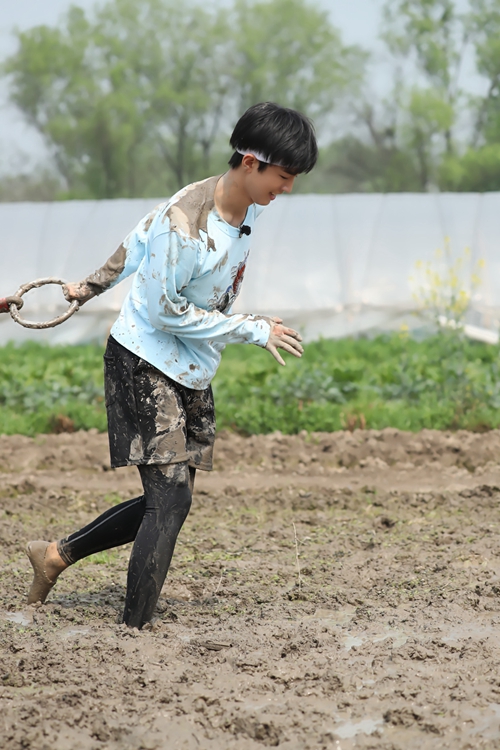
[103,336,215,470]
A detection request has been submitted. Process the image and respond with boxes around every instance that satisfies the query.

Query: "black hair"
[228,102,318,174]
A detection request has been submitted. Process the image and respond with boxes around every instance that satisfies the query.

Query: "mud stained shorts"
[103,335,215,470]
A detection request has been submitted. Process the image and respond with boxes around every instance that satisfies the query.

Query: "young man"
[26,102,318,629]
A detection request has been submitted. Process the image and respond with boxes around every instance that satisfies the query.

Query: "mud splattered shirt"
[84,175,271,389]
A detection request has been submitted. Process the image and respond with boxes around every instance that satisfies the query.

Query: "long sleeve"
[145,230,270,347]
[84,218,152,295]
[107,179,270,388]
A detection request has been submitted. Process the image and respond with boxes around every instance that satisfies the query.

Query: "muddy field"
[2,428,500,749]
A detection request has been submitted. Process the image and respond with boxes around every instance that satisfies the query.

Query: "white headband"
[236,148,280,166]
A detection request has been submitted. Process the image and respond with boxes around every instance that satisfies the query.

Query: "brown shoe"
[26,541,59,605]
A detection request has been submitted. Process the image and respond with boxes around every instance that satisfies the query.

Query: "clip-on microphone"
[239,225,251,237]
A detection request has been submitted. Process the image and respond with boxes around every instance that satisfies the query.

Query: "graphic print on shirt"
[211,252,249,313]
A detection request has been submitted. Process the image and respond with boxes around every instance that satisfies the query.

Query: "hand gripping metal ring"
[9,278,80,330]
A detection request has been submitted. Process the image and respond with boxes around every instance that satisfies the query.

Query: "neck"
[214,170,252,227]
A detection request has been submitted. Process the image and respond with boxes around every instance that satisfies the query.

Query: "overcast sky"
[0,0,477,173]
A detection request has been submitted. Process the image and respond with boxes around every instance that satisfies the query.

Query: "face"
[242,158,297,206]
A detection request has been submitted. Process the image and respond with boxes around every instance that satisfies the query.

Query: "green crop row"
[0,332,499,437]
[0,342,107,435]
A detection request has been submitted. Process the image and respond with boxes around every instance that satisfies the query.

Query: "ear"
[241,153,259,172]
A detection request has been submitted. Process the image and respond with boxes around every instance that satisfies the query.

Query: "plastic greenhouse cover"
[0,192,499,346]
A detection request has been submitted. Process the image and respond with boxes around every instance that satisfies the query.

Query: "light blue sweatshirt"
[84,175,271,389]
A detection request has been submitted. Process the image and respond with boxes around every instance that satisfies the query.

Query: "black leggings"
[57,463,193,629]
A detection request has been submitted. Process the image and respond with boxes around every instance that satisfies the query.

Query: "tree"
[3,0,365,198]
[400,87,454,188]
[0,169,62,201]
[470,0,500,145]
[311,0,470,194]
[225,0,366,121]
[439,144,500,190]
[4,1,233,198]
[429,0,500,191]
[93,0,232,190]
[4,6,149,198]
[379,0,470,189]
[295,134,421,194]
[370,0,500,193]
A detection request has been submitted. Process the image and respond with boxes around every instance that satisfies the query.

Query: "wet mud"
[1,428,500,749]
[165,175,219,251]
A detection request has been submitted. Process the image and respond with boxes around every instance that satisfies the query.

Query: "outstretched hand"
[62,281,96,306]
[264,317,303,366]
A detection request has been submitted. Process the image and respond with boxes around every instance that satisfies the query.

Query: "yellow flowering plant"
[407,239,490,425]
[410,238,485,328]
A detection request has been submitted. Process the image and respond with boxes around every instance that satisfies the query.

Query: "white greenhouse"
[1,192,499,345]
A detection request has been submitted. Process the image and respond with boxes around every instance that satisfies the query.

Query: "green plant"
[2,335,500,437]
